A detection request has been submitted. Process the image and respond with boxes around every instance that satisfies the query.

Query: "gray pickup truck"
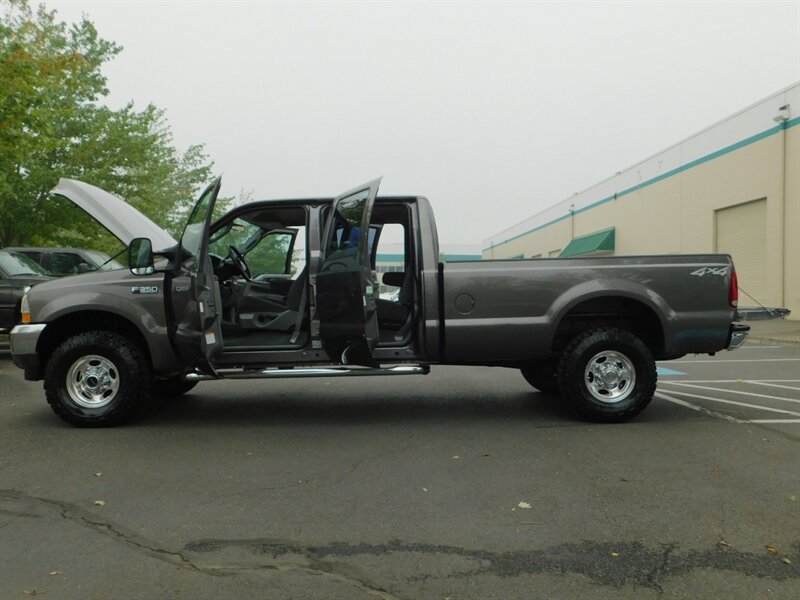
[10,177,752,427]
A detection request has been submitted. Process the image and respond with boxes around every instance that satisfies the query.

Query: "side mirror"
[128,238,155,275]
[77,262,91,274]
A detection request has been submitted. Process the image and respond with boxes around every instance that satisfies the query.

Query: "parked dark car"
[6,247,124,277]
[0,250,52,333]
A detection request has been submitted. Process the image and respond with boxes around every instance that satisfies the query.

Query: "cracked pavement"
[1,353,799,599]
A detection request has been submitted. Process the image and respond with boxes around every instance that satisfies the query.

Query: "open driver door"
[169,177,224,375]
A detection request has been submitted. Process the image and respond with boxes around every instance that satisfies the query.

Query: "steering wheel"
[228,245,251,279]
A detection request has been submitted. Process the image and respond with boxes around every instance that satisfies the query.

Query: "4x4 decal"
[690,266,729,277]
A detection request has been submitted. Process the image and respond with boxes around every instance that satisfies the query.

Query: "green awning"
[560,227,615,258]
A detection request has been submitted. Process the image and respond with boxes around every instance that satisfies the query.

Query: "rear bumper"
[726,323,750,351]
[10,323,46,379]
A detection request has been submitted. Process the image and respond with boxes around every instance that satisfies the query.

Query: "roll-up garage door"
[715,198,767,303]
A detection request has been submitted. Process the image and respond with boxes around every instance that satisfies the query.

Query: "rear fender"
[547,278,674,349]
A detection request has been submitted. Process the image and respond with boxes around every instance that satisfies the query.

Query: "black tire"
[151,378,197,398]
[44,331,151,427]
[557,327,656,423]
[520,362,560,395]
[12,300,22,327]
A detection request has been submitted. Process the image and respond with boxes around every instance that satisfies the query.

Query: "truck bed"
[441,254,736,364]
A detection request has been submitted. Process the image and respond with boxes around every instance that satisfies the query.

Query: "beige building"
[483,83,800,320]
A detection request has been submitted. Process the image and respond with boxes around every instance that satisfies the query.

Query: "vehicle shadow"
[137,385,685,429]
[3,357,695,430]
[143,391,567,426]
[12,387,696,431]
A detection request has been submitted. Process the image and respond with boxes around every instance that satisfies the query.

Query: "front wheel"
[557,327,656,423]
[44,331,151,427]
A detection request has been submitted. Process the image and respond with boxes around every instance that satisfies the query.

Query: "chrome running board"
[184,364,430,382]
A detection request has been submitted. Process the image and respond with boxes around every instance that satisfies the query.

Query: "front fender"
[28,271,179,370]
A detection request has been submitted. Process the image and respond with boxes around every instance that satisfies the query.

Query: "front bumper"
[10,323,47,378]
[726,323,750,351]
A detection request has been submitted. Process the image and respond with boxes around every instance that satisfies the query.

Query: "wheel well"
[552,297,665,358]
[38,311,151,370]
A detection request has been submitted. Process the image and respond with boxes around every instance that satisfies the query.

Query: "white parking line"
[654,380,800,383]
[654,392,747,423]
[658,389,800,416]
[750,419,800,424]
[660,382,800,404]
[747,381,800,391]
[668,358,800,364]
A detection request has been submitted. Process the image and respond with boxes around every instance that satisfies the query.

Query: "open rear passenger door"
[315,178,382,366]
[170,177,224,374]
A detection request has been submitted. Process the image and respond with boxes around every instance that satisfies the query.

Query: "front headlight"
[20,290,31,323]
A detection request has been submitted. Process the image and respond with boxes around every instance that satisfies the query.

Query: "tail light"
[729,269,738,308]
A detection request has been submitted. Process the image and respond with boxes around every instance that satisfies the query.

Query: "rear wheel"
[44,331,151,427]
[557,327,656,422]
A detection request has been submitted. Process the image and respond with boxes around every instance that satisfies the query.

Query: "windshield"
[209,218,262,258]
[0,250,49,277]
[210,218,301,277]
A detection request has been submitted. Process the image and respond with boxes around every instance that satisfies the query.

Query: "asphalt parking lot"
[0,340,798,599]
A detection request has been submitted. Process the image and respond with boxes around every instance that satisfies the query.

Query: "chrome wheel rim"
[66,355,120,408]
[584,350,636,404]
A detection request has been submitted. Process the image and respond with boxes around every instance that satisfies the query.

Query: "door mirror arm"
[127,242,194,276]
[155,243,191,273]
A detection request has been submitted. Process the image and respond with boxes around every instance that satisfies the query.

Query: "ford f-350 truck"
[9,177,754,427]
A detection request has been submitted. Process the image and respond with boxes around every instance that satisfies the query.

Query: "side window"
[50,252,85,275]
[325,189,370,266]
[19,251,43,265]
[375,223,406,300]
[245,231,294,277]
[209,209,308,280]
[290,226,306,278]
[179,180,219,273]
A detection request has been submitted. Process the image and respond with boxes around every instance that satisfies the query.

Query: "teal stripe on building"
[484,116,800,252]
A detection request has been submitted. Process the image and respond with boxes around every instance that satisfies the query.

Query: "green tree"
[0,0,220,251]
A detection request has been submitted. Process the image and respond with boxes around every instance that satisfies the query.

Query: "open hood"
[50,179,178,251]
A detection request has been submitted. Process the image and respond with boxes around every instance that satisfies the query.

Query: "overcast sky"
[44,1,800,245]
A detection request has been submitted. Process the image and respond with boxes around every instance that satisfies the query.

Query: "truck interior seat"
[237,268,308,331]
[377,270,414,341]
